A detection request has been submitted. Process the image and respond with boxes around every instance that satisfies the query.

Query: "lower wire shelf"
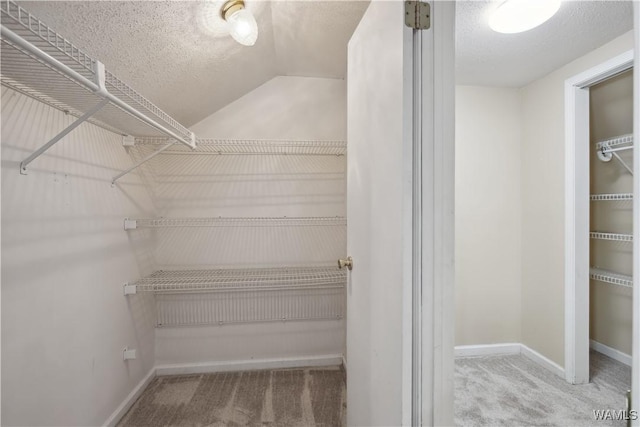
[589,267,633,288]
[125,267,347,327]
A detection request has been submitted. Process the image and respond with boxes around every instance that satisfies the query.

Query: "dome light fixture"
[489,0,562,34]
[221,0,258,46]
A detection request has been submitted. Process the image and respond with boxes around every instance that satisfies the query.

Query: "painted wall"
[191,76,347,140]
[1,87,157,426]
[520,31,634,366]
[589,70,634,355]
[455,86,523,346]
[150,76,347,366]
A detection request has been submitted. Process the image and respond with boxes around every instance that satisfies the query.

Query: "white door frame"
[632,4,639,424]
[414,2,456,425]
[564,49,634,385]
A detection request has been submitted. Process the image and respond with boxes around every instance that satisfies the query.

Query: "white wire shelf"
[124,216,347,230]
[590,268,633,288]
[125,267,347,327]
[589,232,633,242]
[0,0,195,150]
[595,134,634,151]
[590,193,633,201]
[125,267,347,294]
[134,137,347,156]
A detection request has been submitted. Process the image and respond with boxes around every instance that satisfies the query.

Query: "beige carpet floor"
[118,366,346,427]
[455,350,632,426]
[119,351,629,426]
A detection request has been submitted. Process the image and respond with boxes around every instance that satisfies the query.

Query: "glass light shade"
[489,0,561,34]
[226,8,258,46]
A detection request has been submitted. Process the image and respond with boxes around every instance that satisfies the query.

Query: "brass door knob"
[338,256,353,271]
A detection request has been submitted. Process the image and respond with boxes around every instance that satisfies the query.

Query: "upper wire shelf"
[0,0,196,159]
[134,137,347,156]
[589,232,633,242]
[124,216,346,230]
[590,193,633,201]
[590,267,633,288]
[595,134,634,175]
[596,134,634,151]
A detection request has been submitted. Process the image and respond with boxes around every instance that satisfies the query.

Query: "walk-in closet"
[1,1,639,426]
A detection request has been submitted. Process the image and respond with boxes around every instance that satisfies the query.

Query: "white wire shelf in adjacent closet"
[589,232,633,242]
[595,134,634,152]
[133,137,347,156]
[124,267,347,327]
[589,268,633,288]
[124,216,347,230]
[590,193,633,201]
[0,0,195,147]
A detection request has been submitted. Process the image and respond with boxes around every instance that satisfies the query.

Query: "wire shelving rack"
[0,0,195,177]
[124,267,347,327]
[589,268,633,289]
[134,137,347,156]
[124,216,347,230]
[589,232,633,242]
[590,193,633,201]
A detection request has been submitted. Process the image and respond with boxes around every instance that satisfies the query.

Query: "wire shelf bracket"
[596,134,634,175]
[112,141,176,185]
[20,97,109,174]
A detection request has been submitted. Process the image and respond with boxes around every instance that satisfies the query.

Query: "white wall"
[1,87,157,426]
[151,76,347,366]
[455,86,522,346]
[191,75,346,140]
[520,31,634,366]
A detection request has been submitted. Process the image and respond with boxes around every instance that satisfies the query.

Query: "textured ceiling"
[19,1,369,127]
[14,1,636,127]
[456,0,634,87]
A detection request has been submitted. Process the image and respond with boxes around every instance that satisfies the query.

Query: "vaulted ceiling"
[17,1,636,128]
[20,0,369,127]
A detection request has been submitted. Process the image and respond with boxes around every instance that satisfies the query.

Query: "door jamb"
[564,49,633,385]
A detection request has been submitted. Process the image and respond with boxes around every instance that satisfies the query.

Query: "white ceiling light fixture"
[222,0,258,46]
[489,0,562,34]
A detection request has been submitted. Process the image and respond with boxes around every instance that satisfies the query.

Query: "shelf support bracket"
[123,284,137,295]
[111,141,176,185]
[19,99,109,175]
[611,151,634,175]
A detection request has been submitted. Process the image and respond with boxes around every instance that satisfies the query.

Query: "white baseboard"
[103,366,156,427]
[155,354,344,376]
[520,344,565,378]
[454,343,521,358]
[455,343,565,378]
[590,339,632,367]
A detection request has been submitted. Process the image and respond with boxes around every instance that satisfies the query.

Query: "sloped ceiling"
[19,0,369,127]
[15,1,636,128]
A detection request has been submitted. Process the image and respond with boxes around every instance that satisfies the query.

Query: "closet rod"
[0,24,196,171]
